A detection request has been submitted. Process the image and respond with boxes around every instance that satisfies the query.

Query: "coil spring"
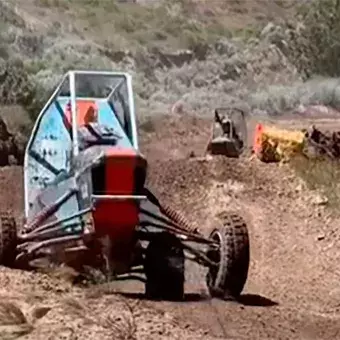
[160,203,199,234]
[23,204,52,234]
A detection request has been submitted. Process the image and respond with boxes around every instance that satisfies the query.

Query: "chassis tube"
[19,207,92,239]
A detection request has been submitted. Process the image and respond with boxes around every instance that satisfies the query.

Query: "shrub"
[287,0,340,78]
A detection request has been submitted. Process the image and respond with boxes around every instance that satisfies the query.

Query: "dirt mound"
[0,266,222,340]
[0,114,340,339]
[140,114,212,161]
[140,114,340,340]
[0,166,24,217]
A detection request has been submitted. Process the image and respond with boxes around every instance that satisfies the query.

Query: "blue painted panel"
[27,101,72,189]
[96,101,133,148]
[40,177,82,231]
[56,97,133,148]
[27,96,135,220]
[26,99,73,220]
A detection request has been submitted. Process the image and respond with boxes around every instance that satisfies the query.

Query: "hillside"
[0,0,311,130]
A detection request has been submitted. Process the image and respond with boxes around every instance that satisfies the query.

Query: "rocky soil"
[0,114,339,339]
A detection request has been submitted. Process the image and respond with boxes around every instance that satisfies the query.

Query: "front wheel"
[206,212,250,300]
[144,232,185,301]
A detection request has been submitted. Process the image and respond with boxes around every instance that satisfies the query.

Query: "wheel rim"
[206,229,222,289]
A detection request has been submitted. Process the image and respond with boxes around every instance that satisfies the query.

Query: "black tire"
[144,232,185,301]
[0,212,17,266]
[206,212,249,300]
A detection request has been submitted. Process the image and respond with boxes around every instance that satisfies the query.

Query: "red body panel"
[92,147,146,243]
[65,100,98,126]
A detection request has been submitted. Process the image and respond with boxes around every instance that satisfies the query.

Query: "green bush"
[288,0,340,78]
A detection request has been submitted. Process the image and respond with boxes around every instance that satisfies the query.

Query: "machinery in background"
[206,107,247,158]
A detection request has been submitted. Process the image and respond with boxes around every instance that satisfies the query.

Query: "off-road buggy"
[0,71,250,301]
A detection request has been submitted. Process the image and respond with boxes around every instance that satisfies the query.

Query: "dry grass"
[0,0,339,135]
[248,77,340,114]
[0,301,33,339]
[63,297,138,340]
[290,155,340,212]
[33,0,236,50]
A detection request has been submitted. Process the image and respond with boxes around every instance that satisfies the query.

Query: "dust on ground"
[0,114,340,339]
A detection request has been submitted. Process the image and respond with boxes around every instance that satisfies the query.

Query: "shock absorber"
[144,187,200,235]
[159,203,200,235]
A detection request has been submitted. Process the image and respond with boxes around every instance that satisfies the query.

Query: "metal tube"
[113,274,146,283]
[181,243,218,268]
[92,194,147,201]
[28,207,92,235]
[139,219,215,245]
[19,222,82,241]
[21,188,78,234]
[140,207,215,244]
[126,73,138,149]
[70,71,79,157]
[17,234,83,253]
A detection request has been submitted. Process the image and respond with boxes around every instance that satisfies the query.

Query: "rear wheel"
[206,212,249,300]
[144,232,185,301]
[0,212,17,266]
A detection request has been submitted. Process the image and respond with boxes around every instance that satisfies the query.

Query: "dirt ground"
[0,113,340,339]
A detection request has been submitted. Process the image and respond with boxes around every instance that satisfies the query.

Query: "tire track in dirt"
[139,114,340,340]
[0,114,340,339]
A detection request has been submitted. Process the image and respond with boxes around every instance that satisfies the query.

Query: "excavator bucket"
[253,124,306,162]
[206,107,247,158]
